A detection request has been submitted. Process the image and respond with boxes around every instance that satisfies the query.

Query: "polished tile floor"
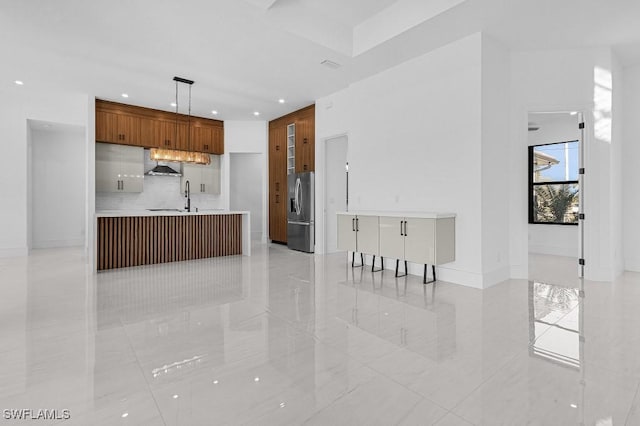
[1,245,640,425]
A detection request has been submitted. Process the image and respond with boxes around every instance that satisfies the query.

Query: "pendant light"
[149,76,211,165]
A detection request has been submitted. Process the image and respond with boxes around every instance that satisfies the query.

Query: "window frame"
[528,140,579,226]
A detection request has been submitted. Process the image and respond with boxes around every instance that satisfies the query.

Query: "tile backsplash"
[96,150,224,211]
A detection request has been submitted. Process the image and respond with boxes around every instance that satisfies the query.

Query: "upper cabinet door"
[139,117,161,148]
[118,145,144,193]
[117,114,140,146]
[200,156,221,194]
[96,110,118,143]
[212,126,224,154]
[95,143,121,192]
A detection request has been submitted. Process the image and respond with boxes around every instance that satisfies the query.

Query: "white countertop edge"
[336,211,456,219]
[96,210,250,218]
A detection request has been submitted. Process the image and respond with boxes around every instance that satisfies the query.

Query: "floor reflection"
[529,280,581,369]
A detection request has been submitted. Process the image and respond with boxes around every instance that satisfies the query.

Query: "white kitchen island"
[95,210,250,271]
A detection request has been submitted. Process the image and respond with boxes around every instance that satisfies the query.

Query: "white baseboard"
[481,266,511,288]
[528,244,578,258]
[32,239,84,249]
[0,247,28,258]
[625,257,640,272]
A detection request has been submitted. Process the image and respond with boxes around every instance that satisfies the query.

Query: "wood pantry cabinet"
[269,105,315,243]
[269,123,287,243]
[95,99,224,154]
[268,104,315,243]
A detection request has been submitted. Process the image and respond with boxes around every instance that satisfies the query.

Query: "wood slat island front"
[96,211,249,271]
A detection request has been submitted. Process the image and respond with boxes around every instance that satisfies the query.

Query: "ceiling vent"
[320,59,341,69]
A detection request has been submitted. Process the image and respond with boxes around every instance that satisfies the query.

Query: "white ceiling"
[2,0,640,121]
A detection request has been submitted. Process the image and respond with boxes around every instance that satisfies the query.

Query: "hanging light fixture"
[150,76,211,166]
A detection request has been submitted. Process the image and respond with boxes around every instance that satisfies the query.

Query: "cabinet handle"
[275,182,279,191]
[404,221,408,236]
[352,218,355,232]
[276,194,280,203]
[400,220,403,236]
[276,145,280,151]
[303,164,308,171]
[204,144,209,150]
[356,218,359,231]
[303,138,308,144]
[202,184,205,192]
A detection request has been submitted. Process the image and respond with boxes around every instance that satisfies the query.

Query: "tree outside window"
[528,141,579,225]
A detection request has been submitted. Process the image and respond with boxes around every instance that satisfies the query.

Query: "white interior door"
[230,153,263,241]
[324,135,348,253]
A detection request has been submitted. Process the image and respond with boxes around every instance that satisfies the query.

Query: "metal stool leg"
[423,264,436,284]
[372,256,384,272]
[352,252,364,268]
[395,260,408,277]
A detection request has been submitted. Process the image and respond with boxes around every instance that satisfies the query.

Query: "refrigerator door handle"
[295,177,302,215]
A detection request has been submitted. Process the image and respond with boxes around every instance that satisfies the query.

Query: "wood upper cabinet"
[96,109,141,146]
[190,121,224,154]
[95,99,224,154]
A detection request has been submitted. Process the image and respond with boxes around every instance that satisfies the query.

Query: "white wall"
[509,47,623,281]
[0,87,89,257]
[30,123,86,248]
[315,88,352,255]
[527,113,579,257]
[622,64,640,271]
[316,33,485,287]
[480,34,511,285]
[224,121,268,243]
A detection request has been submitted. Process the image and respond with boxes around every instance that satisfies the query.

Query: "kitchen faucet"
[184,180,191,212]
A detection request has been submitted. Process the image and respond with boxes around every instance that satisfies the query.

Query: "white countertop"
[336,211,456,219]
[96,210,249,218]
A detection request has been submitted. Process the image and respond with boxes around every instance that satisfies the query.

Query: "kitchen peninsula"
[95,210,250,271]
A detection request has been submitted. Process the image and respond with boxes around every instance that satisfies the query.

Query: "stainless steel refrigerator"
[287,172,314,252]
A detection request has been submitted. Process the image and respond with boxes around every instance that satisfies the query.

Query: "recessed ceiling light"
[278,99,285,104]
[211,110,218,115]
[14,80,24,85]
[172,394,179,399]
[121,93,129,98]
[170,102,177,107]
[570,111,577,115]
[254,377,260,382]
[213,380,219,384]
[121,413,129,418]
[253,111,260,116]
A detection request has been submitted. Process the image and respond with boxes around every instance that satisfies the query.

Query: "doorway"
[230,153,263,241]
[324,135,348,254]
[28,120,86,249]
[527,111,583,284]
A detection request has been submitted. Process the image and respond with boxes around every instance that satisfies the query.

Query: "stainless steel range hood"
[146,164,182,177]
